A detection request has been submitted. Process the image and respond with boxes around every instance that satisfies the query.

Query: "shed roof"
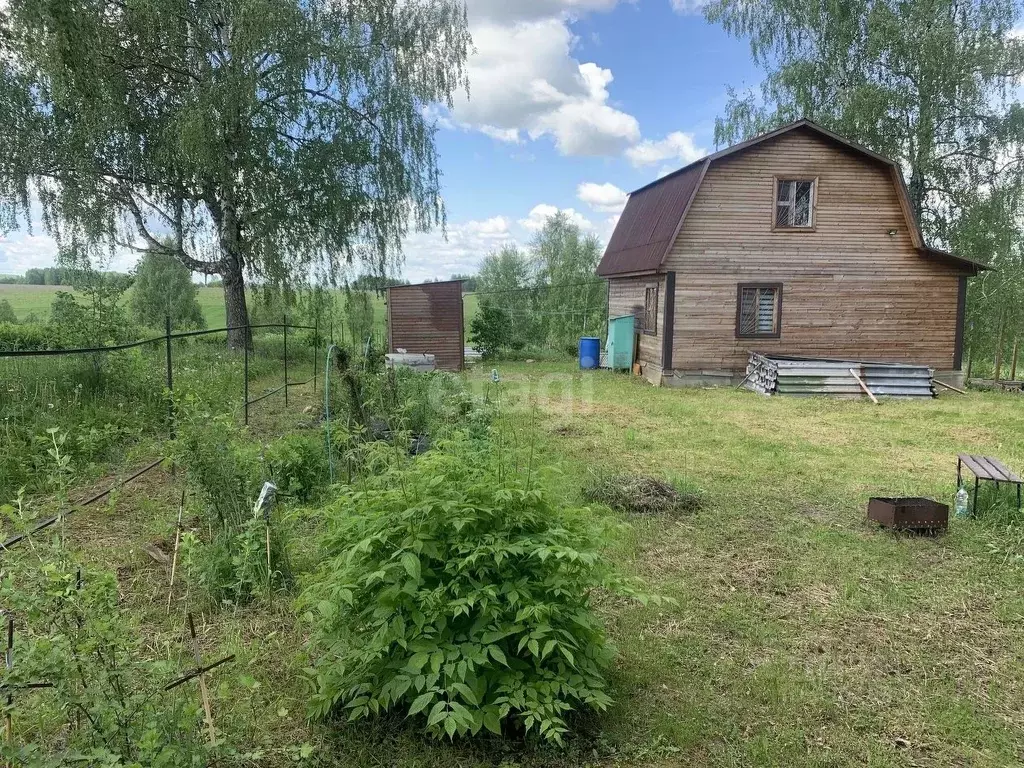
[597,119,988,277]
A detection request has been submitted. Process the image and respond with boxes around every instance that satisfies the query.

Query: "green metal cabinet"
[606,315,636,370]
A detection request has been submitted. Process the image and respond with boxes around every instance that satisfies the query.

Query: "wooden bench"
[957,454,1023,512]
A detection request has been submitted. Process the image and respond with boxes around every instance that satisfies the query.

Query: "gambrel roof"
[597,119,988,278]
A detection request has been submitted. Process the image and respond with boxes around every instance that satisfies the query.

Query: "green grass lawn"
[9,362,1023,766]
[462,364,1024,767]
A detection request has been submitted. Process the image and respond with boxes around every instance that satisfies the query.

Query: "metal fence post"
[165,315,175,440]
[243,323,250,427]
[313,317,319,395]
[283,314,289,407]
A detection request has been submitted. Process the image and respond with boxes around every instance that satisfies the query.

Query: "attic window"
[736,284,782,339]
[775,179,816,228]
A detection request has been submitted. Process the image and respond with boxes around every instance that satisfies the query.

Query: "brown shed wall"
[386,281,464,372]
[664,130,964,374]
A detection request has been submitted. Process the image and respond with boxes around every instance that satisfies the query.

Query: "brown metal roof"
[597,159,707,277]
[920,247,989,275]
[598,119,989,278]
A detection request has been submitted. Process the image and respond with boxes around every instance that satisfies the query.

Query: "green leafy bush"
[130,249,206,330]
[0,321,55,351]
[265,432,328,502]
[302,437,650,744]
[0,298,17,323]
[469,300,513,359]
[0,555,225,766]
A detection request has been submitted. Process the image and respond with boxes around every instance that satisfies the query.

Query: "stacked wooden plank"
[744,353,935,399]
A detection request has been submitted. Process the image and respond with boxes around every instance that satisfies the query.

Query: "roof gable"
[597,119,987,277]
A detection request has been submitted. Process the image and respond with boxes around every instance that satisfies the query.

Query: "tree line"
[470,212,606,358]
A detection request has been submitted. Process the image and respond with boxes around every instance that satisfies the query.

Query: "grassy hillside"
[0,283,480,334]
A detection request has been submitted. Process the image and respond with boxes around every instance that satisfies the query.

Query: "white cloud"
[602,212,621,236]
[577,181,627,214]
[400,216,517,282]
[478,125,521,143]
[465,0,622,24]
[519,203,594,232]
[461,216,513,238]
[669,0,708,14]
[0,232,61,275]
[625,131,708,168]
[446,4,641,156]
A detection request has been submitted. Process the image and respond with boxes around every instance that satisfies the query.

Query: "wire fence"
[0,316,326,433]
[0,316,363,501]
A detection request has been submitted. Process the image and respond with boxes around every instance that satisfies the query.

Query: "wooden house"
[597,120,987,388]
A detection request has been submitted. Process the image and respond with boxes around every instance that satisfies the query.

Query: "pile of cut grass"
[583,473,705,516]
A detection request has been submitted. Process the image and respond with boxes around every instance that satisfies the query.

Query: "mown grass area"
[0,283,481,333]
[469,363,1024,767]
[6,362,1023,766]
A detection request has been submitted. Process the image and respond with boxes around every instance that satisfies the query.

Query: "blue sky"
[0,0,762,282]
[402,0,761,281]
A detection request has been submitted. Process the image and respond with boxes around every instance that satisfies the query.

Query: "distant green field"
[0,283,480,335]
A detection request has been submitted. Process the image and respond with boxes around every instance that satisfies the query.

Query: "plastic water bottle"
[955,487,970,519]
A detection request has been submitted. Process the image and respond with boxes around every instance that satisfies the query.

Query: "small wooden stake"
[166,489,186,613]
[265,523,272,588]
[186,614,218,745]
[4,617,12,768]
[850,368,879,405]
[1011,338,1019,383]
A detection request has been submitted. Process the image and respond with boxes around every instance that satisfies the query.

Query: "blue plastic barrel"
[579,337,600,369]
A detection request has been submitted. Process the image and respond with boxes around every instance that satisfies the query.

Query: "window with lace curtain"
[774,178,816,229]
[736,284,782,339]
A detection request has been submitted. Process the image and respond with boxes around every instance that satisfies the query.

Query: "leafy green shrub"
[469,300,513,359]
[350,368,479,441]
[0,298,17,323]
[265,432,328,502]
[302,437,651,744]
[130,249,206,330]
[48,271,138,347]
[0,321,56,351]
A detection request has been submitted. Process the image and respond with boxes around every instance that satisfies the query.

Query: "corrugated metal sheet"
[745,353,935,399]
[596,160,707,277]
[386,280,464,372]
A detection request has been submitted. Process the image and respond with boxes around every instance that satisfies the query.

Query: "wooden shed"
[386,280,465,372]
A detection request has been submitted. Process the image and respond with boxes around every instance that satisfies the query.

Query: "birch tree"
[0,0,470,347]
